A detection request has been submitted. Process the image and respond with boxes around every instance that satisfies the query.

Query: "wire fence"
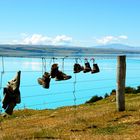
[0,55,140,112]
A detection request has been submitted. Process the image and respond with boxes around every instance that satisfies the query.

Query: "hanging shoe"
[73,63,84,73]
[38,72,51,88]
[91,64,100,74]
[55,71,72,81]
[83,61,91,73]
[50,63,59,78]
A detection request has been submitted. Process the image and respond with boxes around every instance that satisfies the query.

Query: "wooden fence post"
[116,55,126,111]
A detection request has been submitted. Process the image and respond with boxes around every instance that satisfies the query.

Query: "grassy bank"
[0,93,140,140]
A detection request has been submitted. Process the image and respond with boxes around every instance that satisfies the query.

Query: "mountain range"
[0,44,140,57]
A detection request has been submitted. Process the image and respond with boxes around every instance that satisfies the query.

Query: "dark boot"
[55,71,72,81]
[91,64,100,74]
[83,62,91,73]
[2,93,10,109]
[73,63,84,73]
[38,72,51,88]
[5,101,16,115]
[2,88,13,109]
[50,64,59,78]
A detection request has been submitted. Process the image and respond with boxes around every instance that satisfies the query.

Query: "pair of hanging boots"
[84,61,100,73]
[38,72,51,89]
[38,64,72,88]
[51,63,72,81]
[74,62,100,74]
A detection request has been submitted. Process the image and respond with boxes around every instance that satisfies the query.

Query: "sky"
[0,0,140,47]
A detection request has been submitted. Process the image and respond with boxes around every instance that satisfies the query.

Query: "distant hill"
[92,43,140,51]
[0,44,140,57]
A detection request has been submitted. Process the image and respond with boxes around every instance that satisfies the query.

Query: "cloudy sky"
[0,0,140,47]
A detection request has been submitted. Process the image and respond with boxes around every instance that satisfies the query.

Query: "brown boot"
[55,71,72,81]
[83,62,91,73]
[50,64,59,78]
[73,63,84,73]
[91,64,100,74]
[38,72,51,88]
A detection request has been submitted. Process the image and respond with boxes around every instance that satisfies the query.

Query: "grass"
[0,93,140,140]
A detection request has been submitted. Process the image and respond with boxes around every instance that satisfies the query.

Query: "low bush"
[85,95,103,104]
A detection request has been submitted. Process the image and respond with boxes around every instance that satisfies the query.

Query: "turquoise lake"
[0,55,140,111]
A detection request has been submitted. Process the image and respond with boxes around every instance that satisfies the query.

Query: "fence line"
[0,56,140,112]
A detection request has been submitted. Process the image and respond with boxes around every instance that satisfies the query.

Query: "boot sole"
[55,76,72,81]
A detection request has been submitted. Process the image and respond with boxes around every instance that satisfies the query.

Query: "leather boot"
[91,64,100,74]
[50,63,59,78]
[38,72,51,88]
[73,63,84,73]
[83,62,91,73]
[55,71,72,81]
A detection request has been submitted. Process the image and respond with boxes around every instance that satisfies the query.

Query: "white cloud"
[53,35,72,44]
[118,35,128,39]
[96,36,116,44]
[18,34,72,45]
[96,35,128,45]
[10,33,127,46]
[21,34,52,45]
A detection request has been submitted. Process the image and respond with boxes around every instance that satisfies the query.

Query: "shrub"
[136,86,140,93]
[110,89,116,95]
[104,93,109,98]
[110,86,139,95]
[85,95,103,104]
[125,86,136,94]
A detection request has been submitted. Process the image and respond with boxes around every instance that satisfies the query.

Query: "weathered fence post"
[116,55,126,111]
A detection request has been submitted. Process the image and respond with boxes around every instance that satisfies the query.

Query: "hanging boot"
[7,71,21,92]
[51,63,72,81]
[91,64,100,74]
[5,101,16,115]
[2,71,21,115]
[38,72,51,88]
[50,63,59,78]
[55,71,72,81]
[83,61,91,73]
[73,63,84,73]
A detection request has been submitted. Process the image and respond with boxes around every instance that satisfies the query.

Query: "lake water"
[0,54,140,111]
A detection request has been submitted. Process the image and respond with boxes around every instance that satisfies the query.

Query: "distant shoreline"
[0,44,140,58]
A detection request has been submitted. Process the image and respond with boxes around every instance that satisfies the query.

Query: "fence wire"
[0,56,140,112]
